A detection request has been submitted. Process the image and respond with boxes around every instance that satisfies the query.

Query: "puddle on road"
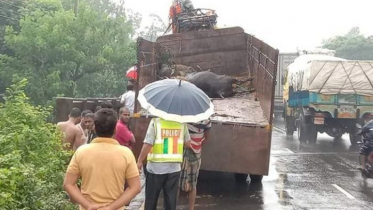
[263,156,293,208]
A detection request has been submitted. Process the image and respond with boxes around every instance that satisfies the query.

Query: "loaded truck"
[55,27,279,182]
[274,50,336,119]
[274,53,298,118]
[133,27,278,182]
[283,54,373,145]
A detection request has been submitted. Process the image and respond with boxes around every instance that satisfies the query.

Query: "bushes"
[0,79,77,210]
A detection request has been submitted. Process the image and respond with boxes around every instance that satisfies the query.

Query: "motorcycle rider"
[357,117,373,173]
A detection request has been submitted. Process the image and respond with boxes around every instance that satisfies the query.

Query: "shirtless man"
[57,108,82,151]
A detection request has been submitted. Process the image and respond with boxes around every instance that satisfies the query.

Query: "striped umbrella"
[138,79,214,123]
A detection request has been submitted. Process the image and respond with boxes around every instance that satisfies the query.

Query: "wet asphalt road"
[174,119,373,210]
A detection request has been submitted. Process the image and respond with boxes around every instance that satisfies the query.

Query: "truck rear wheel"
[297,114,307,143]
[349,133,361,146]
[234,173,248,183]
[308,126,318,144]
[349,122,362,146]
[250,174,263,183]
[285,117,294,136]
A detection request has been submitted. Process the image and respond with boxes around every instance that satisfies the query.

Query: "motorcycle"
[356,122,373,179]
[358,139,373,179]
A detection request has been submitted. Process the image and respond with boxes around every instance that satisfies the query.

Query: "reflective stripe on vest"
[147,118,184,163]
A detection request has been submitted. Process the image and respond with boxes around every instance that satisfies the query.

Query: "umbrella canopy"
[138,79,214,123]
[126,66,138,80]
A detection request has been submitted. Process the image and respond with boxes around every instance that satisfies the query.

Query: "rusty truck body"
[134,27,278,181]
[55,27,278,181]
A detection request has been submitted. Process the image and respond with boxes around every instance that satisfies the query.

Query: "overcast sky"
[121,0,373,52]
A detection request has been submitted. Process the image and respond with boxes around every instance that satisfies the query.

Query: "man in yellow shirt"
[63,108,141,210]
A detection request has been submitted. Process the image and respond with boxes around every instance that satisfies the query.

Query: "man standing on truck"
[169,0,195,33]
[57,108,82,151]
[179,120,211,210]
[137,118,191,210]
[121,82,136,114]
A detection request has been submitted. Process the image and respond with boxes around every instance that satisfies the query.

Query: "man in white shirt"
[121,82,135,114]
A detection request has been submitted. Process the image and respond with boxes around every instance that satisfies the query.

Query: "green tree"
[0,0,136,105]
[127,9,143,39]
[0,0,24,95]
[0,0,23,54]
[322,27,373,60]
[140,14,167,42]
[0,79,76,210]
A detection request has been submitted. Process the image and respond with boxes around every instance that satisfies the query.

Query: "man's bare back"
[57,108,82,151]
[57,121,82,151]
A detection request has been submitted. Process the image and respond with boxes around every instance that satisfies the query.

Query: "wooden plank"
[173,50,246,63]
[172,50,247,75]
[159,33,246,57]
[55,97,122,123]
[175,59,246,75]
[201,124,270,175]
[135,38,158,113]
[157,27,245,42]
[246,34,279,123]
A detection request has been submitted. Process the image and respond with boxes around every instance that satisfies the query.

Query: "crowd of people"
[58,91,211,210]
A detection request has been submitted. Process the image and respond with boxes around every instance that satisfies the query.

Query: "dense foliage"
[322,27,373,60]
[0,0,137,106]
[0,79,76,210]
[0,1,167,208]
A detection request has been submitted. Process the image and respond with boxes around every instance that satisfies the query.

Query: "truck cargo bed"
[210,92,268,127]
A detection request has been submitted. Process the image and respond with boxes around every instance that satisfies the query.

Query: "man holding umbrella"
[136,79,214,210]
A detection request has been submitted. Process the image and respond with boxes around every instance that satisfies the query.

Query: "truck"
[283,54,373,145]
[274,53,299,118]
[55,27,278,182]
[133,27,278,182]
[274,50,336,119]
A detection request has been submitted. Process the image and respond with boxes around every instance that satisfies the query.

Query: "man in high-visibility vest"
[137,118,191,210]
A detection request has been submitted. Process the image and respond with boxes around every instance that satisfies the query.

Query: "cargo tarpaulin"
[288,55,373,96]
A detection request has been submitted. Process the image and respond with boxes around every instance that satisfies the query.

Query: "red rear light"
[369,152,373,163]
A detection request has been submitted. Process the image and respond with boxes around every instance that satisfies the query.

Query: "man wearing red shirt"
[115,107,135,149]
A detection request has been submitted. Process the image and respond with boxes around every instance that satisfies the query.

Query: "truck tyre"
[335,134,343,139]
[285,116,294,136]
[349,122,363,146]
[250,174,263,183]
[297,114,307,143]
[349,133,361,146]
[308,126,318,144]
[285,118,294,136]
[284,102,294,136]
[234,173,248,183]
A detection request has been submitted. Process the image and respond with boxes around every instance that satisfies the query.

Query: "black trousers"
[145,170,180,210]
